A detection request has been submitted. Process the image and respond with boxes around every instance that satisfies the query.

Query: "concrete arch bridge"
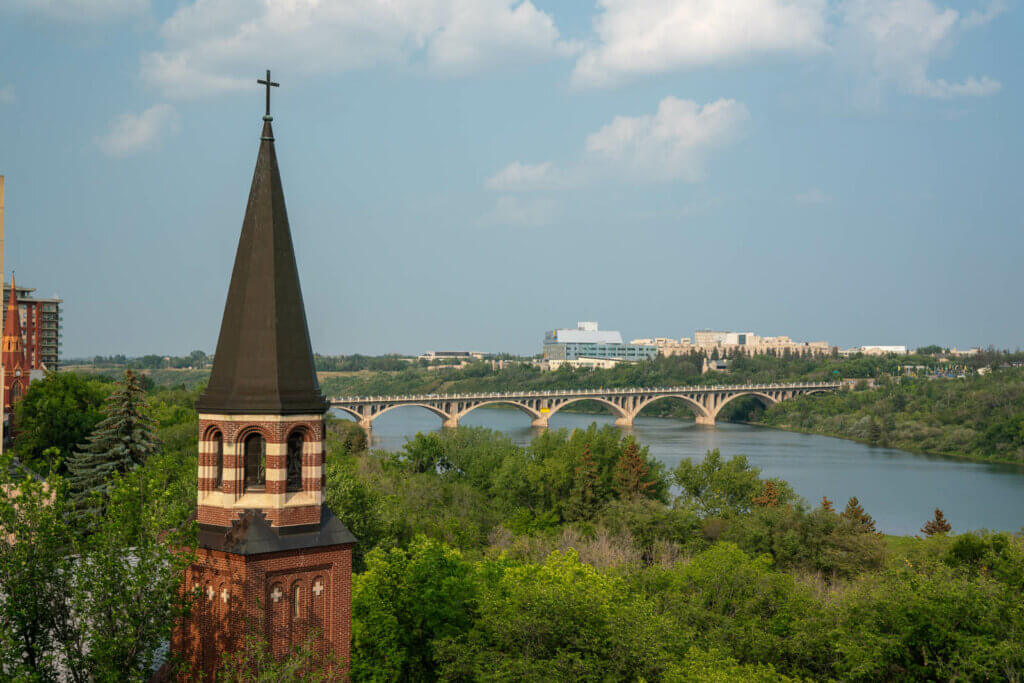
[329,382,839,435]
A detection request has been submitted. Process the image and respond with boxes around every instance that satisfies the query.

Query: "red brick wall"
[173,543,353,680]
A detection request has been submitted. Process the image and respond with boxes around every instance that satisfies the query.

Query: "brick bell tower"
[173,71,356,679]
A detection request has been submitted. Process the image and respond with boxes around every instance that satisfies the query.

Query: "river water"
[335,406,1024,535]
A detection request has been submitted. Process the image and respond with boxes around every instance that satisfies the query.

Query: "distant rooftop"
[546,322,624,345]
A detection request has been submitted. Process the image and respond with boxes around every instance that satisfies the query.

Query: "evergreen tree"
[821,496,835,511]
[66,370,159,515]
[613,440,655,500]
[921,508,952,536]
[567,445,603,520]
[867,418,882,446]
[840,496,878,533]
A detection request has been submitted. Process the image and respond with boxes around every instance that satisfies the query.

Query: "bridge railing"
[331,380,839,404]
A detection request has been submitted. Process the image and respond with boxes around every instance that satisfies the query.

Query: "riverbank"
[745,419,1024,467]
[464,400,1024,467]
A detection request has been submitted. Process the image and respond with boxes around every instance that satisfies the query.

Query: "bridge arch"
[546,396,628,420]
[456,400,542,422]
[710,391,779,419]
[368,402,452,424]
[331,406,363,422]
[632,394,712,421]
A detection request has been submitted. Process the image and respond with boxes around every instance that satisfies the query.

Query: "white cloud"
[487,96,749,193]
[97,104,179,157]
[0,86,14,104]
[143,0,572,99]
[2,0,148,22]
[962,0,1007,28]
[485,162,568,191]
[570,0,1002,101]
[572,0,828,88]
[838,0,1001,99]
[584,97,750,182]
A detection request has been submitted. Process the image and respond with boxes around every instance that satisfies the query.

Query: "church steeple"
[178,75,354,679]
[196,110,326,415]
[3,274,26,409]
[3,274,24,367]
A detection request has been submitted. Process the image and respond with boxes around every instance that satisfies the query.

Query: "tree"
[840,497,877,533]
[401,432,449,474]
[0,468,81,680]
[350,537,477,682]
[751,480,782,507]
[66,370,159,515]
[613,440,657,500]
[436,550,673,681]
[0,463,193,681]
[219,632,345,682]
[673,450,762,517]
[13,371,109,474]
[821,496,834,511]
[567,445,603,520]
[65,468,195,678]
[921,508,952,536]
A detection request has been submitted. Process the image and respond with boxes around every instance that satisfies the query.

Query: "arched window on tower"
[213,432,224,488]
[244,433,266,490]
[286,431,303,492]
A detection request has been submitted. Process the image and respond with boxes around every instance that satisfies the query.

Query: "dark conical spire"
[197,119,326,415]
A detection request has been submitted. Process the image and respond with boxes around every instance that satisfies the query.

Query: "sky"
[0,0,1021,358]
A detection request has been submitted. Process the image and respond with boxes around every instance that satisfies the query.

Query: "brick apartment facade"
[2,283,61,371]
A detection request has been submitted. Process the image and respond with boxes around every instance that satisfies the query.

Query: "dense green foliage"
[5,371,1024,680]
[0,465,195,680]
[13,372,111,474]
[759,368,1024,463]
[1,378,198,681]
[320,426,1024,681]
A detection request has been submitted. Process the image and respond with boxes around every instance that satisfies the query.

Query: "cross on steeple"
[257,69,279,119]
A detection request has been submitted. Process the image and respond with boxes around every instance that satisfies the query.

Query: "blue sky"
[1,0,1021,358]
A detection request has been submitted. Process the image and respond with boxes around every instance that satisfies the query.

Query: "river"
[334,406,1024,535]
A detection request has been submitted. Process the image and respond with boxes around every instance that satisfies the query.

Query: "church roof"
[197,118,327,415]
[197,505,357,555]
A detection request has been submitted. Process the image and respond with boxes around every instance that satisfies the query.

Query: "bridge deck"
[329,381,840,404]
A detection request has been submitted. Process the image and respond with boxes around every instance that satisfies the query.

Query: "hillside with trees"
[754,369,1024,464]
[3,375,1023,680]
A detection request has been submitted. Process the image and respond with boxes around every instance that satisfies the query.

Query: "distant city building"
[857,345,909,356]
[2,282,62,370]
[543,356,628,371]
[632,330,833,358]
[543,322,657,362]
[418,350,486,361]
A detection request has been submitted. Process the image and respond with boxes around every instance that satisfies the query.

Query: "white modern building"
[543,322,657,362]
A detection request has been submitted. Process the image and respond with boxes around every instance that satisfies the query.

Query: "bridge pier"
[695,415,716,426]
[359,419,373,439]
[443,416,459,430]
[531,416,548,429]
[615,415,634,427]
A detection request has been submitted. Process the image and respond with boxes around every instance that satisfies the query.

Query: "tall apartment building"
[2,283,62,370]
[543,322,658,361]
